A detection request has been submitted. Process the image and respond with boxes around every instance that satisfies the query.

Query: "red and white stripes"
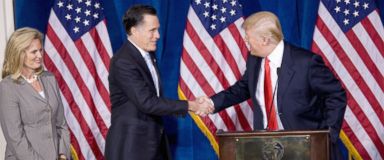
[44,10,112,160]
[179,6,253,140]
[312,2,384,159]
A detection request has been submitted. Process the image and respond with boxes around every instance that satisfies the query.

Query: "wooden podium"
[217,130,329,160]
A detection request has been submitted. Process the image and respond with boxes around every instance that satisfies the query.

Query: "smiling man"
[197,11,347,160]
[104,4,213,160]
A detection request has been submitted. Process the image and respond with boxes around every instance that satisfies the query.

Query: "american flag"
[43,0,112,159]
[179,0,252,153]
[312,0,384,159]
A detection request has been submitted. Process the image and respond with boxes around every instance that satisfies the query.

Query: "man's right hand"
[188,96,214,116]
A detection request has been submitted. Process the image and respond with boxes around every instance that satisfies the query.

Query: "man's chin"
[147,48,157,52]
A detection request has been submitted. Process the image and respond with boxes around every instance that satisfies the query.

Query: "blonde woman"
[0,27,70,160]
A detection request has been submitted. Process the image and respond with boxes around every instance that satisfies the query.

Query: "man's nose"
[154,30,160,39]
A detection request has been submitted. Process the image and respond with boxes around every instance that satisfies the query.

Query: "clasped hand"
[188,96,214,117]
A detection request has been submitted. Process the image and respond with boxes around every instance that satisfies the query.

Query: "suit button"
[279,113,283,116]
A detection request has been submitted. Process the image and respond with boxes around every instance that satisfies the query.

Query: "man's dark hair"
[123,4,157,35]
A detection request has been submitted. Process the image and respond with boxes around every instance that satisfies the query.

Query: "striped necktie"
[144,53,160,96]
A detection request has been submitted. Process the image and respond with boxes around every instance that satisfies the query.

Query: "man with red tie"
[199,11,346,159]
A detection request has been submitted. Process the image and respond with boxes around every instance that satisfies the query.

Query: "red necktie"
[264,58,278,130]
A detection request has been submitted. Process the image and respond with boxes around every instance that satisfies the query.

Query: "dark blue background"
[14,0,384,159]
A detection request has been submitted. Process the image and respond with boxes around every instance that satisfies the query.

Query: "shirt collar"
[266,40,284,68]
[128,37,150,58]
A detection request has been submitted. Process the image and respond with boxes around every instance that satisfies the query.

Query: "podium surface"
[217,130,329,160]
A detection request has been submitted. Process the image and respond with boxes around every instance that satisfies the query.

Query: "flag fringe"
[340,130,363,160]
[178,85,220,156]
[70,144,79,160]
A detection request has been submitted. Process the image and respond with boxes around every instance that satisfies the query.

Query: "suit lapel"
[248,56,262,99]
[39,76,50,103]
[277,42,295,111]
[247,55,264,129]
[149,53,162,95]
[126,41,154,81]
[126,41,161,93]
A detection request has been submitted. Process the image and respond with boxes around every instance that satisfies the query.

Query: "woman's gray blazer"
[0,71,70,160]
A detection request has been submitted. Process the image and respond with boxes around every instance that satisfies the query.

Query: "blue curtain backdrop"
[14,0,384,159]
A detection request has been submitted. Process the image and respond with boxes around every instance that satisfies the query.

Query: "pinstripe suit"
[0,71,70,160]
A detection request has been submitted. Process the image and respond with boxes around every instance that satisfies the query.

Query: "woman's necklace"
[21,74,38,83]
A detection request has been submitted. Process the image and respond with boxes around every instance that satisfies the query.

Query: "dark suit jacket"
[211,42,346,159]
[105,41,188,160]
[0,71,70,160]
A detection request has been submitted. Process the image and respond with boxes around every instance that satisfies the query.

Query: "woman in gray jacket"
[0,27,70,160]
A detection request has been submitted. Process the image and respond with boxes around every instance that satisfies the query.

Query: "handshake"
[188,96,214,117]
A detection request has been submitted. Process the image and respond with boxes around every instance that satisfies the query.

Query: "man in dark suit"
[105,5,212,160]
[199,11,347,159]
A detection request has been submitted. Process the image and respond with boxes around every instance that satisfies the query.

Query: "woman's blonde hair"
[2,27,44,79]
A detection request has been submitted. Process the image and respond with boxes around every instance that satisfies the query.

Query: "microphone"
[265,67,281,130]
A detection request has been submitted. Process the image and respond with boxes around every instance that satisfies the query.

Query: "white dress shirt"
[255,40,285,130]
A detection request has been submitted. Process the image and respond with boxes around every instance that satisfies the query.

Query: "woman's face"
[23,39,43,71]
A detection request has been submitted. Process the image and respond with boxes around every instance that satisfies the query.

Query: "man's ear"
[131,26,137,36]
[262,36,270,46]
